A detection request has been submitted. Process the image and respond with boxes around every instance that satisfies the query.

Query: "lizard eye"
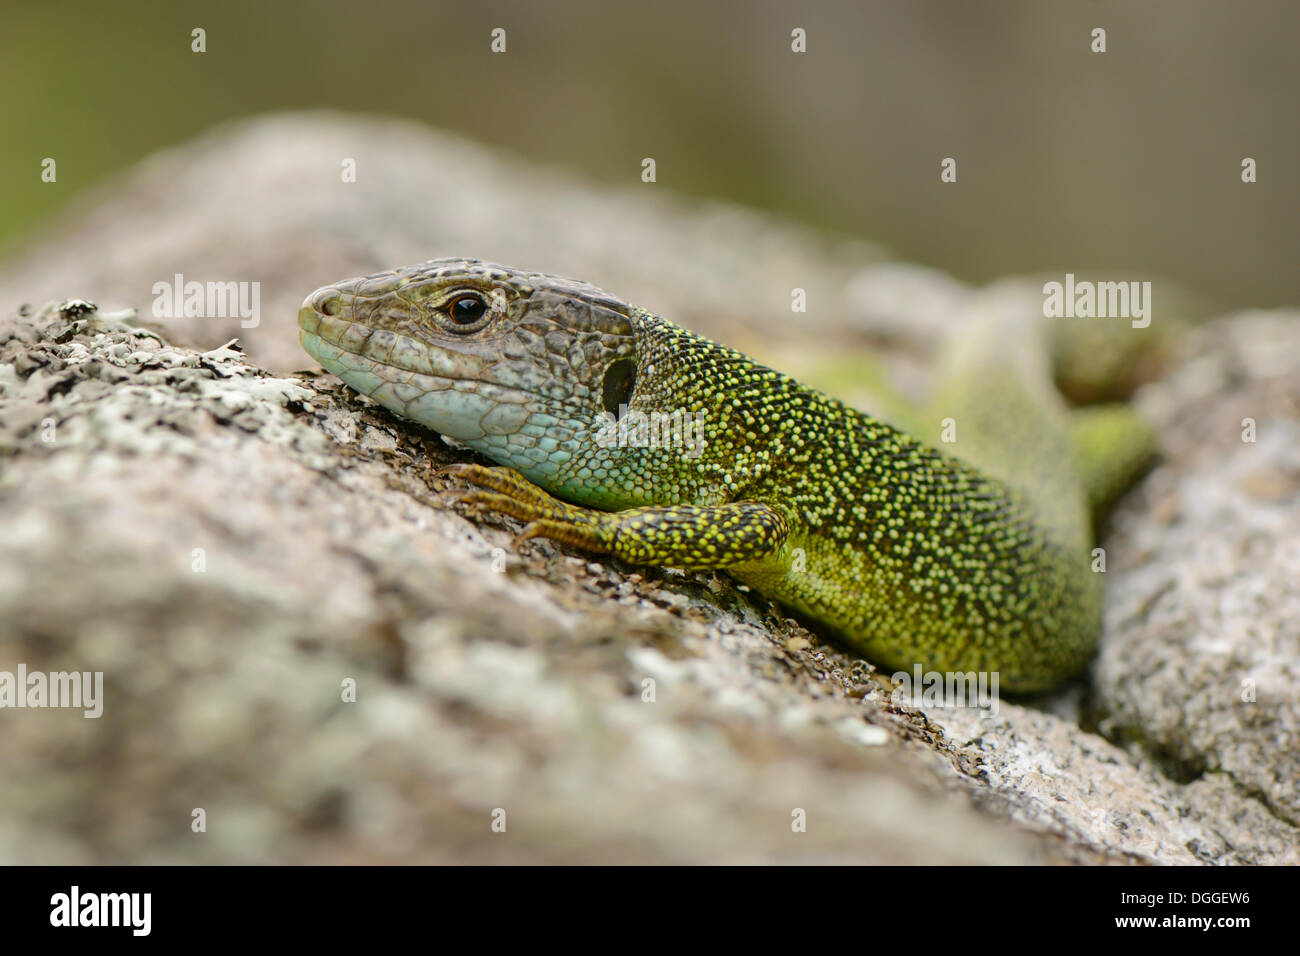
[447,293,488,327]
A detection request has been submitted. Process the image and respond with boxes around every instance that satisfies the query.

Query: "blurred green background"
[4,0,1297,308]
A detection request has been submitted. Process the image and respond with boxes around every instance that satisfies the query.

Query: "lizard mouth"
[298,320,543,443]
[298,292,461,383]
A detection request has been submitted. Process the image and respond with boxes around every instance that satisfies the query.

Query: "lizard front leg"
[437,464,788,571]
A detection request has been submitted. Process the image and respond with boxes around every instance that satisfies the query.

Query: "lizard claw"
[431,463,475,481]
[511,522,558,553]
[513,522,545,544]
[436,487,475,509]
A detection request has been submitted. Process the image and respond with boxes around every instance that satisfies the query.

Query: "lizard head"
[298,258,644,494]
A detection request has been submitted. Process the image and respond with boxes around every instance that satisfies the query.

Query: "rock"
[0,302,1067,864]
[0,114,1296,864]
[1092,310,1300,851]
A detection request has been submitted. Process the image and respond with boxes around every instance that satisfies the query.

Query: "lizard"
[298,258,1156,693]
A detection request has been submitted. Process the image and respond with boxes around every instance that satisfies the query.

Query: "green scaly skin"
[299,259,1154,693]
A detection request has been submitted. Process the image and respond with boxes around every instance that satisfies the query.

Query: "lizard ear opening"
[602,358,637,420]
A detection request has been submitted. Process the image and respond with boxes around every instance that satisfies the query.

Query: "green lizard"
[299,259,1155,693]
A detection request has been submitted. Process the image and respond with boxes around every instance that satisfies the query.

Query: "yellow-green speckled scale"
[299,259,1155,693]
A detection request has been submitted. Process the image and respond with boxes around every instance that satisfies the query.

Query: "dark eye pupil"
[450,295,487,324]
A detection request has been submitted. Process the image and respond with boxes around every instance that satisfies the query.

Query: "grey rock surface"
[0,114,1296,864]
[1095,312,1300,840]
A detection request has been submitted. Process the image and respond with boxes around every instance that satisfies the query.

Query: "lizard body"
[299,259,1153,693]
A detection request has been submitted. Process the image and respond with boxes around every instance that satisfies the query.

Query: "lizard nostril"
[318,296,342,317]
